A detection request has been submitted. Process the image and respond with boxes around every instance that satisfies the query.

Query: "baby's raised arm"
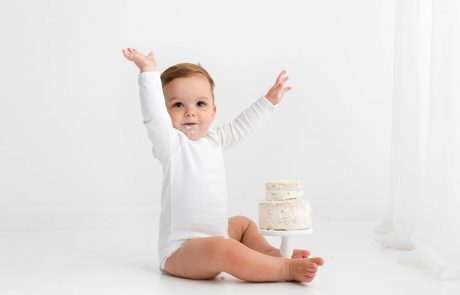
[214,70,292,149]
[122,48,180,161]
[122,48,156,72]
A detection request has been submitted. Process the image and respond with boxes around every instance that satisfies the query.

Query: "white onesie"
[138,71,277,270]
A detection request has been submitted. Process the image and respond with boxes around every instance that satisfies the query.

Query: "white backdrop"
[0,0,394,230]
[376,0,460,280]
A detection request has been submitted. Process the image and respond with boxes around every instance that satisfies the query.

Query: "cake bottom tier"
[258,199,312,230]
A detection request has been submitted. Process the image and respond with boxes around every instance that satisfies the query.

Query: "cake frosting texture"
[258,180,312,230]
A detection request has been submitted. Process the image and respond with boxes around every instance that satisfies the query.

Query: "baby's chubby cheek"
[171,120,181,130]
[168,114,181,129]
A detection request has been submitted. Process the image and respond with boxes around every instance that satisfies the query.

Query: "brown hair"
[160,63,215,97]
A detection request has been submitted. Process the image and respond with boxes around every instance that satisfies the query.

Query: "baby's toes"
[291,249,310,259]
[306,265,318,275]
[309,257,324,266]
[304,272,316,282]
[291,251,302,259]
[306,267,317,274]
[305,271,316,281]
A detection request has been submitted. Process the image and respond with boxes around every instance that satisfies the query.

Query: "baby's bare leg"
[165,236,288,281]
[164,236,323,282]
[228,215,280,256]
[229,216,311,258]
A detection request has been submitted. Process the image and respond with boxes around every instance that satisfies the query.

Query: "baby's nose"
[185,109,196,117]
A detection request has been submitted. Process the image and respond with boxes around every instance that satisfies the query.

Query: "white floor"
[1,220,459,295]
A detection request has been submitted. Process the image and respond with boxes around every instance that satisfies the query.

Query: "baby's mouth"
[181,122,199,131]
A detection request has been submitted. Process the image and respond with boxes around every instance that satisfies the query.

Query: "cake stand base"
[259,229,313,258]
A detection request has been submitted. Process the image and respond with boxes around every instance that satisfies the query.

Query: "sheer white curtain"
[375,0,460,280]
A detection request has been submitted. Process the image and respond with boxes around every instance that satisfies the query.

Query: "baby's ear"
[213,104,217,117]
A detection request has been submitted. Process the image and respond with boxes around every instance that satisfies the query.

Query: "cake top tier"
[265,180,304,201]
[265,180,303,191]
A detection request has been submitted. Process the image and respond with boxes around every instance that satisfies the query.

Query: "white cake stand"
[260,228,313,258]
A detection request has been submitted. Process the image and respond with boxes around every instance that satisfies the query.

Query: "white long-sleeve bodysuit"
[138,71,277,270]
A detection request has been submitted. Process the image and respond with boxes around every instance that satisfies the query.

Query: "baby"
[122,48,324,283]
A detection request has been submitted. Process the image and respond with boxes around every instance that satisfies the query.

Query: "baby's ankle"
[284,259,293,281]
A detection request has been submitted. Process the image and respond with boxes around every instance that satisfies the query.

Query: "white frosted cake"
[258,180,312,231]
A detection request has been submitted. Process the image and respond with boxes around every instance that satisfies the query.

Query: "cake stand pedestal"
[260,229,313,258]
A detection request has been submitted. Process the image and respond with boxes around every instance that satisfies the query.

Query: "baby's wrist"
[140,66,156,73]
[265,95,279,105]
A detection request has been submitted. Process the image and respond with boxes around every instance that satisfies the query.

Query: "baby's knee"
[230,215,256,228]
[213,237,242,267]
[208,237,237,264]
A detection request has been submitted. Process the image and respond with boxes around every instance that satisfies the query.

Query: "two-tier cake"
[258,180,312,231]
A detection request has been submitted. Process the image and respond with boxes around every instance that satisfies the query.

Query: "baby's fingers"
[122,48,133,59]
[283,86,293,93]
[281,75,289,84]
[127,48,145,56]
[276,70,287,84]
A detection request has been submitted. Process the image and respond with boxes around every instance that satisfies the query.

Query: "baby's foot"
[291,249,310,259]
[287,257,324,283]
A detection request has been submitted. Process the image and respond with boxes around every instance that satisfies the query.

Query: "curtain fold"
[376,0,460,280]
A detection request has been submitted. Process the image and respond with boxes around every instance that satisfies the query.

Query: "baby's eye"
[197,101,207,107]
[172,102,183,108]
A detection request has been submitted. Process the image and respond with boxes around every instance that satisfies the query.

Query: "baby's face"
[163,74,216,141]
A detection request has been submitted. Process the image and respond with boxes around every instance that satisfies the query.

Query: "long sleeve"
[138,71,180,161]
[214,96,278,150]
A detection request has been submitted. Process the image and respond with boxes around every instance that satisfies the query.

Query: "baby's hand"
[265,70,292,105]
[122,48,156,72]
